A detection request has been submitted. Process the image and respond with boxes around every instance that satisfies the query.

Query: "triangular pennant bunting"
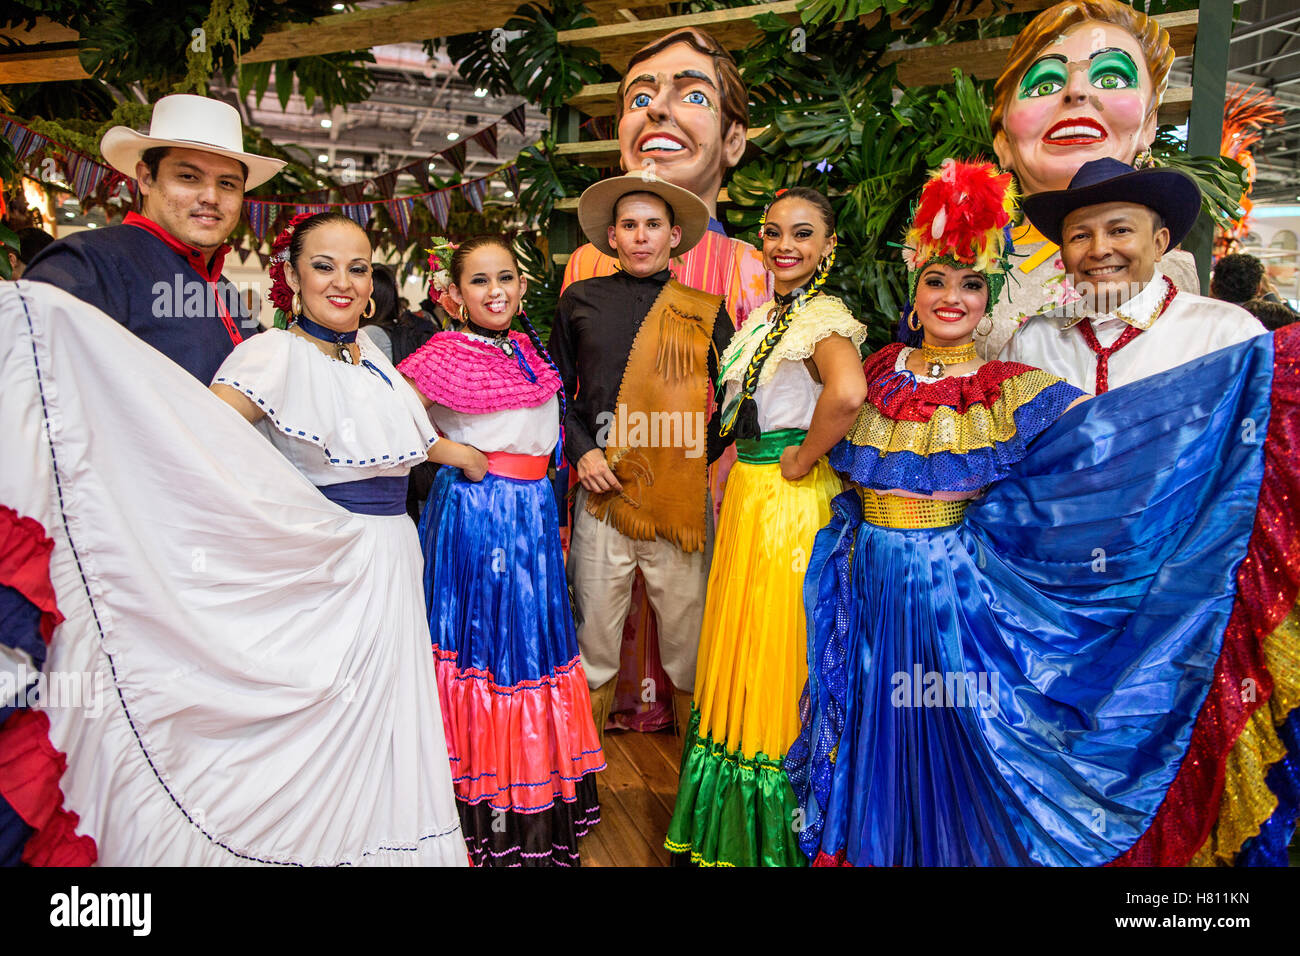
[461,178,487,212]
[422,190,451,228]
[341,202,373,228]
[473,125,498,159]
[443,140,467,174]
[244,200,273,241]
[386,197,414,236]
[502,164,519,195]
[373,171,398,199]
[410,162,431,192]
[504,104,527,135]
[339,181,366,203]
[63,152,110,201]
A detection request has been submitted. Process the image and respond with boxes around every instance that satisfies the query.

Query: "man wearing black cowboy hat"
[1002,157,1264,394]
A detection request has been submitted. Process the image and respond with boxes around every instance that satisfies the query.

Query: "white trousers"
[567,489,713,690]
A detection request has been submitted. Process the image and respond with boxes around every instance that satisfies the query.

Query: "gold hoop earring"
[976,315,993,337]
[291,292,302,316]
[459,304,469,322]
[363,297,375,320]
[907,306,921,332]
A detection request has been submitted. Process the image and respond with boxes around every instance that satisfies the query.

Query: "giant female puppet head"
[992,0,1174,196]
[616,28,749,215]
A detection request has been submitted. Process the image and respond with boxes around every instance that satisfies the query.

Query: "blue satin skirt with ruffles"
[418,466,577,687]
[788,333,1285,866]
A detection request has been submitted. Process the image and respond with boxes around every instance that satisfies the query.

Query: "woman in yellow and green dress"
[665,187,867,866]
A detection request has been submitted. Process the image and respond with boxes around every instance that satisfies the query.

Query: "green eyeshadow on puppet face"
[1019,56,1068,99]
[1088,49,1139,90]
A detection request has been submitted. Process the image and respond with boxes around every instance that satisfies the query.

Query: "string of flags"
[2,102,530,242]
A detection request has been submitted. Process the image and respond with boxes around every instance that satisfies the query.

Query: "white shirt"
[724,357,823,433]
[428,396,560,457]
[1000,269,1266,393]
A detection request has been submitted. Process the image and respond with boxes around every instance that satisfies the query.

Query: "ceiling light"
[447,131,460,141]
[87,222,97,229]
[64,211,75,218]
[503,190,514,198]
[320,118,333,129]
[318,153,330,163]
[332,3,345,10]
[474,88,488,98]
[428,163,436,171]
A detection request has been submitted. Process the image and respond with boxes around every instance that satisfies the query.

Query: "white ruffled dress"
[0,282,467,866]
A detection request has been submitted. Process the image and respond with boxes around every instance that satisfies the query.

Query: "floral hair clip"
[426,236,457,305]
[267,212,315,317]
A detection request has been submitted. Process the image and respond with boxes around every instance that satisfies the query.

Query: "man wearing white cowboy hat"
[549,173,735,747]
[24,94,285,384]
[1002,157,1264,394]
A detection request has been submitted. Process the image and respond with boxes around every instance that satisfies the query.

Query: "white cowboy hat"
[577,173,711,259]
[100,94,286,190]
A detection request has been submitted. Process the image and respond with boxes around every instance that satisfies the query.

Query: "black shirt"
[549,268,735,467]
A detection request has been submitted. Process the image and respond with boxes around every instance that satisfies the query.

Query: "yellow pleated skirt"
[693,457,843,760]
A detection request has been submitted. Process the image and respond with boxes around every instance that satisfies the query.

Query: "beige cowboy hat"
[100,94,286,190]
[577,173,710,259]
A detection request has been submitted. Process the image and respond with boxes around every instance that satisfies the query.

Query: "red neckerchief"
[125,211,242,346]
[1076,276,1177,394]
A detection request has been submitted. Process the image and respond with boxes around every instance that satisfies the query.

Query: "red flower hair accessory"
[267,212,314,316]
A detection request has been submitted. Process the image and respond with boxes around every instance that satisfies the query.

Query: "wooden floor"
[579,729,682,867]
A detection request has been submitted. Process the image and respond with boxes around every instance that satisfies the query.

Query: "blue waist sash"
[316,475,408,515]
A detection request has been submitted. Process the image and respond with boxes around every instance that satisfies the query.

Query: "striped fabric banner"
[461,178,487,212]
[503,104,527,135]
[0,118,46,161]
[473,124,498,159]
[422,190,450,228]
[244,200,273,241]
[341,202,373,228]
[386,197,414,236]
[63,152,110,201]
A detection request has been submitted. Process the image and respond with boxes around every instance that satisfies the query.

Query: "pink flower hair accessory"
[426,236,457,305]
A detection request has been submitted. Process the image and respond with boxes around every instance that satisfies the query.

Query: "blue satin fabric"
[316,475,408,515]
[418,467,578,686]
[789,334,1276,866]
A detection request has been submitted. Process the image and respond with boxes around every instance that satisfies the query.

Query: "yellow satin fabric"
[692,457,843,762]
[1191,600,1300,865]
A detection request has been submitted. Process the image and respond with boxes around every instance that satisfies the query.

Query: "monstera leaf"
[503,3,603,110]
[515,136,600,229]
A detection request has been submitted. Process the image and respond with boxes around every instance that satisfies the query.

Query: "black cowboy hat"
[1022,157,1202,248]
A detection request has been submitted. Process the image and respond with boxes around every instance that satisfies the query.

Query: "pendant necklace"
[295,314,357,364]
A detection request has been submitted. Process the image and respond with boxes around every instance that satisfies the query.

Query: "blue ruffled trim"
[1237,708,1300,866]
[830,379,1083,494]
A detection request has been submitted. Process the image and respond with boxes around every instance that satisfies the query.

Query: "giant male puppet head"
[616,28,749,216]
[991,0,1174,196]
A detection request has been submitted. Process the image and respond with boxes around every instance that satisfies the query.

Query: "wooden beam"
[567,9,1197,115]
[555,187,731,212]
[558,0,1061,72]
[0,46,87,84]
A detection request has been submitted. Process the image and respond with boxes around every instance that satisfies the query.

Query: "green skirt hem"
[664,707,808,867]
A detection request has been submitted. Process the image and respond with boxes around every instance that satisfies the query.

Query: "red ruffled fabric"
[0,507,95,866]
[398,331,561,414]
[1109,324,1300,866]
[0,708,97,866]
[433,647,605,814]
[864,343,1052,420]
[0,505,63,643]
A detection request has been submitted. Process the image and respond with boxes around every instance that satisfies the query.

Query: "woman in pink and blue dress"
[399,236,606,866]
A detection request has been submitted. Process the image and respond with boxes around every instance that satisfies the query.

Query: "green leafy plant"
[502,3,603,110]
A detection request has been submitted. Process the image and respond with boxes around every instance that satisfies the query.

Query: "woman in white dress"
[0,213,478,865]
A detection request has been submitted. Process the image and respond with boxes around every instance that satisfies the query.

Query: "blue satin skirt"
[789,334,1289,866]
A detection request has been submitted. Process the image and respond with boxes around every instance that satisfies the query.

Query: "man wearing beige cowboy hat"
[24,94,285,383]
[549,173,735,748]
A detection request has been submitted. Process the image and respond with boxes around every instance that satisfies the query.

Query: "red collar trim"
[124,211,229,281]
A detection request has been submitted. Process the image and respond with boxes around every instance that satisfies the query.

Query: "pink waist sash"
[486,451,549,481]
